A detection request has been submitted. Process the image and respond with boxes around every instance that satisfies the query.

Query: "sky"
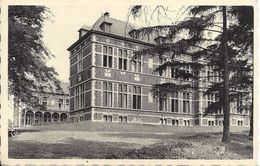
[42,5,184,83]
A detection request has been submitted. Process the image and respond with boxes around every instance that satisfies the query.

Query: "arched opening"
[25,111,34,126]
[44,112,51,123]
[60,113,68,122]
[52,113,59,123]
[35,111,43,125]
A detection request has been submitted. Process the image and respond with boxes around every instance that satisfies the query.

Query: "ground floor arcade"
[20,110,69,126]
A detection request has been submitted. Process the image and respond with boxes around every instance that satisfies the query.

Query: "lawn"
[9,128,253,159]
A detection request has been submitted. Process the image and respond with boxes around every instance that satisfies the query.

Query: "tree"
[8,6,61,106]
[129,6,253,142]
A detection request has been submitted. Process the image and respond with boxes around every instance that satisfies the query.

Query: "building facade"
[67,13,250,127]
[12,82,70,127]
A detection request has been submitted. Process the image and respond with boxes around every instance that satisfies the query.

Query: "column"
[32,112,35,126]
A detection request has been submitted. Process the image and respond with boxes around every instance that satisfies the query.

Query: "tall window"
[118,49,127,70]
[183,65,191,81]
[207,93,214,114]
[103,82,113,107]
[78,51,83,72]
[183,92,191,113]
[80,84,85,109]
[118,84,128,108]
[133,55,141,73]
[66,99,69,107]
[159,97,167,111]
[74,83,86,110]
[171,68,177,79]
[159,57,166,76]
[171,92,179,112]
[207,66,214,82]
[103,46,113,68]
[75,86,79,110]
[133,86,141,109]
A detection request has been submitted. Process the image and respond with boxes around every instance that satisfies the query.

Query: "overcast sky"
[42,5,184,83]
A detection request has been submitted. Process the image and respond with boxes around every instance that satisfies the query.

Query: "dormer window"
[100,22,112,33]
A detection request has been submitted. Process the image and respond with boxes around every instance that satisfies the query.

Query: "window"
[159,97,167,111]
[118,84,128,108]
[119,116,127,123]
[171,68,177,79]
[103,46,113,68]
[74,83,86,110]
[183,65,191,81]
[133,86,141,109]
[101,23,112,33]
[103,115,112,122]
[160,118,167,125]
[207,93,214,114]
[78,59,83,72]
[183,92,191,113]
[75,87,79,110]
[171,92,179,112]
[123,116,127,123]
[80,84,85,109]
[103,115,107,122]
[77,51,83,72]
[107,115,112,122]
[207,66,214,82]
[208,120,214,126]
[42,101,47,109]
[133,55,141,73]
[172,119,179,126]
[159,57,166,76]
[118,49,128,70]
[103,82,113,107]
[58,99,63,109]
[66,99,69,106]
[160,118,163,124]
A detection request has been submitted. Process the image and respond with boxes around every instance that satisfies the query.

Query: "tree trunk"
[221,6,231,143]
[249,103,253,136]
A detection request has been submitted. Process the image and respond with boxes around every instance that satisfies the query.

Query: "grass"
[106,132,253,159]
[9,129,253,159]
[10,139,136,159]
[18,121,250,134]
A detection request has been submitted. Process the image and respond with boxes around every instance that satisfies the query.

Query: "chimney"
[104,12,110,17]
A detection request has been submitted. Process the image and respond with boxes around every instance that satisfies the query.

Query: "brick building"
[67,13,250,126]
[12,82,70,127]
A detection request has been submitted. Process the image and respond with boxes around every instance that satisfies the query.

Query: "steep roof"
[41,82,69,95]
[68,13,158,51]
[91,14,137,39]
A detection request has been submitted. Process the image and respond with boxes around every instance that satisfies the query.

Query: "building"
[67,12,250,126]
[11,82,70,127]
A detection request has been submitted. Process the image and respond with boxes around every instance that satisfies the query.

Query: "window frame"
[103,82,113,107]
[103,46,113,68]
[133,85,141,109]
